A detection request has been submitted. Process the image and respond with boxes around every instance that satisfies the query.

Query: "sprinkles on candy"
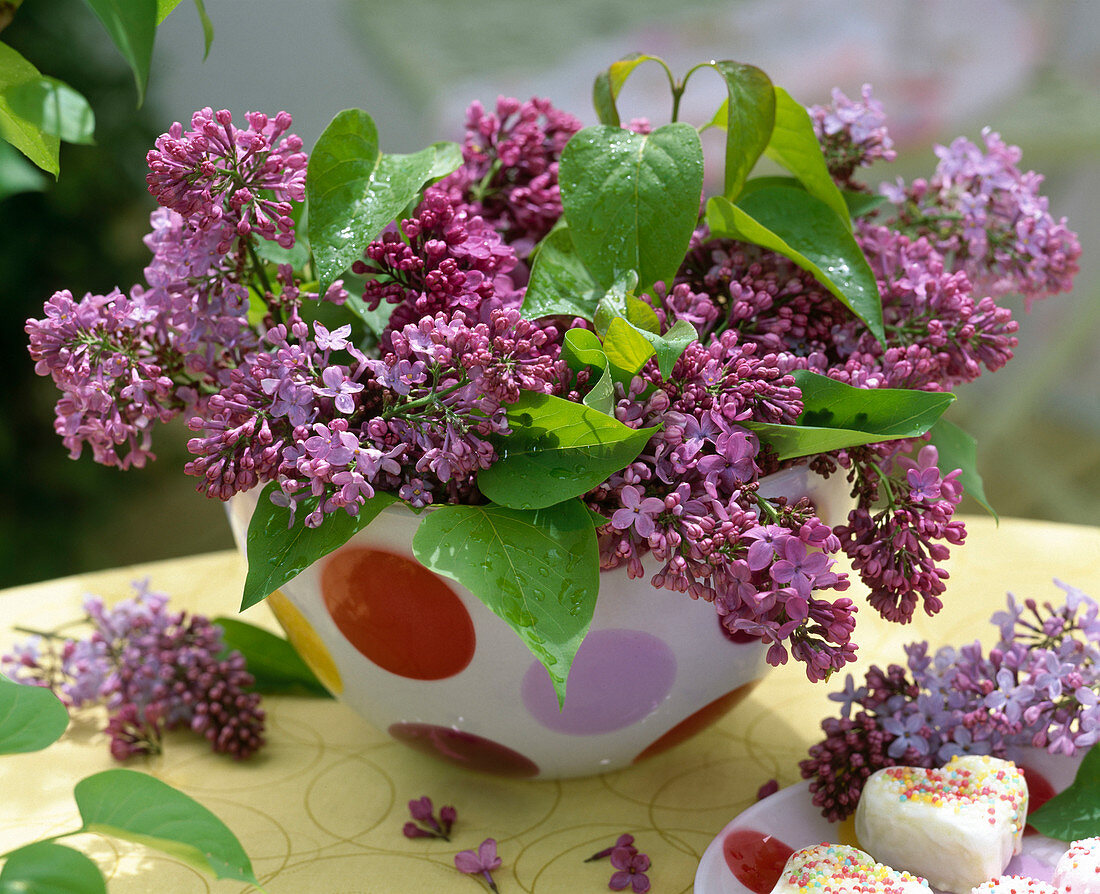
[770,843,929,894]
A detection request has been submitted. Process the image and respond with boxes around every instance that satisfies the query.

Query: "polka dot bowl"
[226,465,852,779]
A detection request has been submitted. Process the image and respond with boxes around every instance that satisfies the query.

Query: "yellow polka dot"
[267,588,344,695]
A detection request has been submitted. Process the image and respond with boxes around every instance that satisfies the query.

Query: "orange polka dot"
[321,547,475,680]
[632,680,760,763]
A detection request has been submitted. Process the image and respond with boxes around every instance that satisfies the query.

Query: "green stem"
[754,492,781,523]
[381,379,467,420]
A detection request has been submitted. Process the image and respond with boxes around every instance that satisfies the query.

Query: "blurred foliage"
[0,0,228,589]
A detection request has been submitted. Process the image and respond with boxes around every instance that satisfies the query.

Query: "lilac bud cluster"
[146,108,306,249]
[882,128,1082,310]
[2,581,265,760]
[809,84,897,186]
[800,582,1099,820]
[437,96,582,255]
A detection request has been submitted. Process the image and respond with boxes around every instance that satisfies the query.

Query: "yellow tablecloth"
[1,516,1097,893]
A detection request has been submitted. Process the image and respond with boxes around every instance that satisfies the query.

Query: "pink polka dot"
[388,723,540,777]
[521,629,676,735]
[321,547,475,680]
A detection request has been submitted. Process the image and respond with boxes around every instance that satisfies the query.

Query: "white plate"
[694,777,1071,894]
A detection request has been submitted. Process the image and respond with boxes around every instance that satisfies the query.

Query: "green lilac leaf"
[601,316,655,380]
[745,370,955,460]
[0,138,49,198]
[764,86,850,228]
[477,392,657,510]
[561,328,614,414]
[411,500,599,706]
[522,224,602,320]
[1027,743,1100,841]
[307,108,461,295]
[591,52,667,127]
[559,122,704,292]
[242,484,396,610]
[213,617,331,697]
[155,0,184,22]
[74,769,261,886]
[193,0,214,59]
[0,44,59,176]
[928,417,998,520]
[706,190,885,344]
[0,673,68,754]
[591,269,640,336]
[3,76,95,145]
[80,0,157,106]
[706,60,775,200]
[0,842,106,894]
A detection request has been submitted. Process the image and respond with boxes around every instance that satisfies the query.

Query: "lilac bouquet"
[24,56,1079,703]
[801,582,1100,821]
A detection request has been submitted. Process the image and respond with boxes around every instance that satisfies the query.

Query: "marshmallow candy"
[1054,837,1100,894]
[769,843,930,894]
[971,877,1060,894]
[854,755,1028,893]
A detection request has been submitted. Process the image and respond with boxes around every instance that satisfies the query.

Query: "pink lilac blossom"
[882,128,1081,310]
[1,581,264,760]
[146,108,306,249]
[454,838,503,893]
[809,84,897,186]
[437,96,582,255]
[799,582,1099,820]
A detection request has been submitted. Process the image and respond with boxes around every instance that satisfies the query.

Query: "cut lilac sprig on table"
[586,833,636,862]
[454,838,503,892]
[801,581,1100,820]
[2,580,265,760]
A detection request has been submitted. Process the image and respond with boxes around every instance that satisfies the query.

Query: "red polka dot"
[1019,763,1056,835]
[321,547,475,680]
[632,681,760,763]
[388,723,540,778]
[723,828,795,894]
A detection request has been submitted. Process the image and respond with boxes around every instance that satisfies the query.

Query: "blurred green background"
[2,0,1097,589]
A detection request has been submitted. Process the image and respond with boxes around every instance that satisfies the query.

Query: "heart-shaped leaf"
[0,674,68,754]
[706,190,884,344]
[307,108,461,294]
[80,0,157,105]
[927,418,997,519]
[522,224,602,320]
[706,61,775,201]
[592,53,671,127]
[0,842,106,894]
[3,76,95,145]
[559,123,703,292]
[745,370,955,460]
[764,86,849,227]
[75,769,260,886]
[242,486,396,609]
[0,45,60,176]
[412,500,599,706]
[561,328,615,414]
[478,392,657,510]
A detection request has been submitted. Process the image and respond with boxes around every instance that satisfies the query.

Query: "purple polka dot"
[521,628,676,735]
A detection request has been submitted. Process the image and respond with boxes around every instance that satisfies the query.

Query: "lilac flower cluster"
[2,581,264,760]
[403,795,456,841]
[809,84,897,186]
[883,128,1081,310]
[25,82,1080,685]
[800,582,1100,820]
[437,96,582,255]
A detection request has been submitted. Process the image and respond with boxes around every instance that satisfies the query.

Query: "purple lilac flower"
[586,834,637,863]
[0,581,265,760]
[454,838,503,893]
[809,84,897,186]
[146,108,306,249]
[608,845,651,893]
[402,795,456,840]
[436,96,582,254]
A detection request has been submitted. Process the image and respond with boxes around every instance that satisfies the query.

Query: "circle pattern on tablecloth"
[520,628,677,734]
[321,547,475,680]
[388,722,541,777]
